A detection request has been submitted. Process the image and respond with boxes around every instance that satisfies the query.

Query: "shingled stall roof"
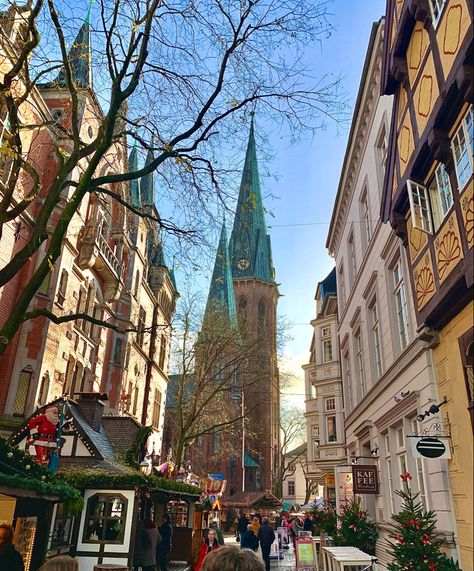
[9,395,201,502]
[224,491,282,509]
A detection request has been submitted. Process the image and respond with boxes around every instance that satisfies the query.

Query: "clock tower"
[229,117,280,493]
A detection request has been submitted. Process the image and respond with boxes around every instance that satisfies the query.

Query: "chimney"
[76,393,108,432]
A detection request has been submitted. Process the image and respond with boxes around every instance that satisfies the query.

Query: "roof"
[229,117,275,283]
[204,222,237,326]
[102,415,141,457]
[129,143,141,207]
[225,490,282,508]
[316,268,337,305]
[244,453,261,468]
[68,401,116,460]
[284,443,307,458]
[140,140,155,206]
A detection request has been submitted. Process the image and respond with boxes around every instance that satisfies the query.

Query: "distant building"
[380,1,473,567]
[282,443,307,508]
[303,268,346,502]
[327,18,458,566]
[0,7,177,455]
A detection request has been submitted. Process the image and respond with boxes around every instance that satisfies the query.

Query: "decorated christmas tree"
[335,497,378,555]
[387,472,460,571]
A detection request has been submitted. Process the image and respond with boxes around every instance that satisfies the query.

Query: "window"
[166,500,188,527]
[212,432,220,453]
[51,503,74,548]
[369,300,383,378]
[37,372,50,407]
[132,386,139,416]
[411,418,427,509]
[321,326,333,363]
[360,189,372,251]
[238,297,248,330]
[343,350,353,411]
[327,415,337,442]
[429,0,447,26]
[376,122,388,171]
[258,299,266,327]
[37,272,51,296]
[355,330,366,397]
[137,306,146,346]
[13,368,32,416]
[312,439,320,460]
[325,397,336,411]
[338,266,346,309]
[407,180,433,233]
[83,494,127,543]
[158,334,167,370]
[451,106,474,190]
[397,426,404,449]
[384,433,395,514]
[429,163,453,230]
[311,425,320,437]
[288,480,295,496]
[134,270,140,297]
[152,388,162,428]
[393,258,410,350]
[113,338,123,364]
[56,270,68,306]
[348,233,357,287]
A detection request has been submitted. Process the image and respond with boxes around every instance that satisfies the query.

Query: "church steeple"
[204,222,237,326]
[140,138,155,207]
[229,116,275,283]
[128,142,141,207]
[47,3,93,88]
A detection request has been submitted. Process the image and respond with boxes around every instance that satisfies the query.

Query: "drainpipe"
[141,304,159,426]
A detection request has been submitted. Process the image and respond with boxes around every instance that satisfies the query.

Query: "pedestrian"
[157,514,173,571]
[251,516,260,536]
[209,521,224,545]
[142,518,162,571]
[290,516,302,547]
[201,545,264,571]
[257,516,275,571]
[194,528,220,571]
[0,523,24,571]
[236,512,248,546]
[303,513,314,533]
[240,524,258,551]
[38,556,78,571]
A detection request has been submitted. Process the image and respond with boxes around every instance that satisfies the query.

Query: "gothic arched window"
[238,297,248,332]
[258,299,266,328]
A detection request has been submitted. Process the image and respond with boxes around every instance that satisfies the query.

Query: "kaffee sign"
[352,465,379,494]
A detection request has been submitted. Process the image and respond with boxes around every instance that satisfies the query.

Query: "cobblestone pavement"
[224,535,298,570]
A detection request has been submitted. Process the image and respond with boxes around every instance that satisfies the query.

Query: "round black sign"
[416,437,446,458]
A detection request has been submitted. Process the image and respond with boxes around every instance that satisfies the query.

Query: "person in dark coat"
[241,524,259,551]
[157,514,173,571]
[0,523,24,571]
[236,513,249,546]
[303,514,314,532]
[257,517,275,571]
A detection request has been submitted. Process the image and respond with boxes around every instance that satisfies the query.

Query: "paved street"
[224,535,297,570]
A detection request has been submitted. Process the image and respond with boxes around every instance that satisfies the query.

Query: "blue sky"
[259,1,386,383]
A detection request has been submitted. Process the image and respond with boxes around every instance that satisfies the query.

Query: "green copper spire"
[204,222,237,326]
[48,3,93,88]
[128,142,141,207]
[229,117,275,282]
[140,138,155,207]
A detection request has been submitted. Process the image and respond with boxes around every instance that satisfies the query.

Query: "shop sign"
[352,465,379,494]
[410,436,451,459]
[324,473,335,486]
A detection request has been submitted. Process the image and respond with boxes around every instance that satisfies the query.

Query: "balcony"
[313,361,341,384]
[77,224,123,301]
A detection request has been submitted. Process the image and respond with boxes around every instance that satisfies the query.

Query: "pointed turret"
[147,230,166,268]
[229,117,275,283]
[140,139,155,207]
[204,222,237,326]
[45,4,92,88]
[128,142,141,207]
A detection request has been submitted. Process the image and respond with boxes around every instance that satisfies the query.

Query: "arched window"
[134,270,140,297]
[13,366,33,416]
[238,297,248,331]
[258,299,266,327]
[37,371,50,407]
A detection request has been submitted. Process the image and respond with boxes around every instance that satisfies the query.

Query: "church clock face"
[237,258,250,271]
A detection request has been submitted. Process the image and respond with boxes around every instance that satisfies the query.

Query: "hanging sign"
[352,465,379,494]
[324,473,335,486]
[410,436,451,459]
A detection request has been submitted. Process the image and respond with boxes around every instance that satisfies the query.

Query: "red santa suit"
[28,406,59,466]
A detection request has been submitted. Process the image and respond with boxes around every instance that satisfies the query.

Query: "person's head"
[246,524,253,532]
[253,516,258,522]
[38,555,79,571]
[207,529,217,543]
[210,521,217,528]
[262,516,269,525]
[0,523,13,549]
[201,545,265,571]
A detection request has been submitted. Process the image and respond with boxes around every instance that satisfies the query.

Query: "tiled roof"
[69,402,116,460]
[102,416,141,457]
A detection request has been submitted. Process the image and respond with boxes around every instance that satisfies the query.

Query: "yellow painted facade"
[434,302,474,570]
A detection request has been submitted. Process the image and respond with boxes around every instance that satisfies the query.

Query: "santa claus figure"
[27,405,59,466]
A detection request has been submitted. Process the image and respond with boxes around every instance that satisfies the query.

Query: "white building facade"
[326,19,458,566]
